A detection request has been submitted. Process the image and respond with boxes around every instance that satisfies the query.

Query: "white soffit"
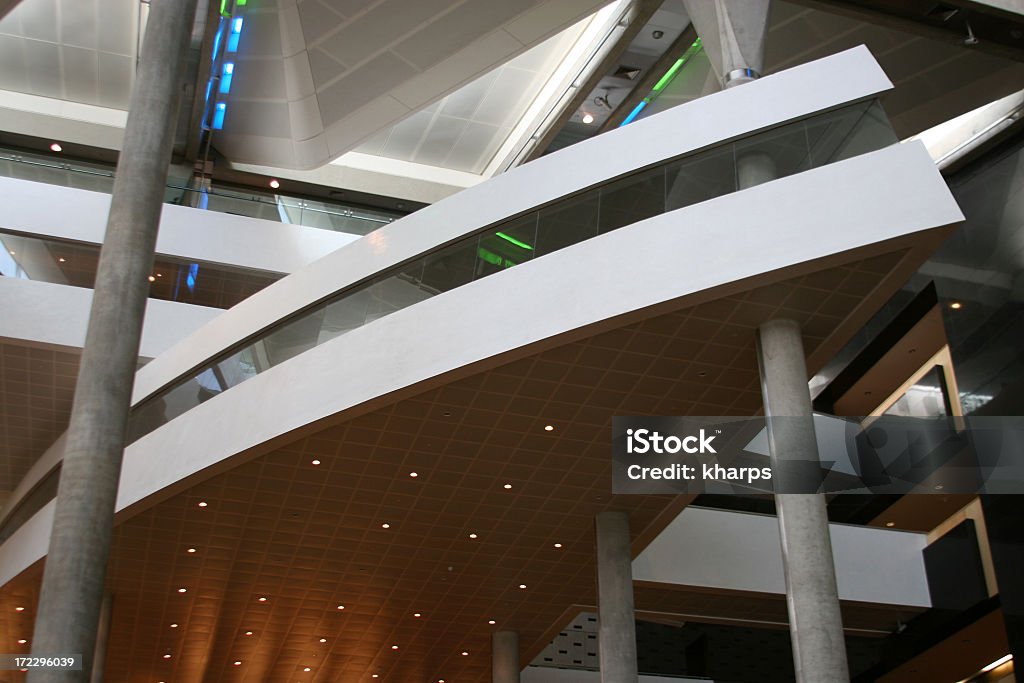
[215,0,615,170]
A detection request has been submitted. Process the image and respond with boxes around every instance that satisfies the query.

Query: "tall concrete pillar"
[90,593,113,683]
[28,1,199,680]
[492,630,520,683]
[757,319,850,683]
[595,511,638,683]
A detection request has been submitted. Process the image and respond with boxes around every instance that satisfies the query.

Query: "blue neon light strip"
[212,102,227,130]
[620,101,647,127]
[219,62,234,94]
[227,17,243,52]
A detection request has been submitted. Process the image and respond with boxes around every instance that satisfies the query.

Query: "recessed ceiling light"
[518,584,527,589]
[413,612,422,618]
[336,604,345,610]
[372,676,379,679]
[148,275,156,282]
[197,501,208,507]
[311,459,321,466]
[554,543,563,548]
[58,257,66,263]
[468,533,478,539]
[157,273,162,277]
[233,661,242,666]
[544,425,554,431]
[885,522,895,527]
[381,523,390,529]
[950,302,962,309]
[269,179,280,189]
[503,484,512,490]
[170,623,178,628]
[391,644,399,650]
[162,654,172,659]
[50,142,62,152]
[258,597,268,602]
[488,620,496,625]
[409,471,418,478]
[187,547,197,553]
[304,667,311,672]
[177,588,187,593]
[319,638,327,643]
[14,607,24,612]
[244,631,253,636]
[935,485,945,490]
[460,651,469,656]
[17,639,26,644]
[582,113,595,124]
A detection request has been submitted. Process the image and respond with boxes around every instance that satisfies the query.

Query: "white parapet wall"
[633,506,931,608]
[0,277,222,359]
[0,176,357,275]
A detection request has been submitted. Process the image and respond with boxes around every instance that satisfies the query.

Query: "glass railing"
[0,230,282,310]
[125,99,898,444]
[0,99,898,545]
[0,150,402,236]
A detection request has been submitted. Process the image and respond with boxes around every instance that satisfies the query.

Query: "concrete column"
[90,593,113,683]
[28,1,198,681]
[757,319,850,683]
[492,630,520,683]
[682,0,771,89]
[595,511,638,683]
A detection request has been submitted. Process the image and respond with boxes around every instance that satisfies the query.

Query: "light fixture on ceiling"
[885,522,895,528]
[336,604,345,610]
[258,596,268,602]
[409,471,418,478]
[518,584,527,589]
[468,533,478,539]
[582,112,595,124]
[488,620,496,625]
[461,651,469,656]
[197,501,208,507]
[372,676,379,679]
[544,425,554,431]
[17,639,26,644]
[381,523,390,529]
[413,612,422,618]
[391,644,399,650]
[652,29,664,39]
[244,631,253,636]
[50,142,62,152]
[14,606,24,612]
[58,257,66,263]
[170,623,179,628]
[982,655,1013,672]
[187,547,196,553]
[162,654,172,659]
[950,302,962,309]
[311,459,321,466]
[503,484,512,490]
[177,588,187,593]
[269,179,280,189]
[233,661,242,666]
[319,638,327,643]
[554,543,563,548]
[303,667,311,672]
[148,275,156,282]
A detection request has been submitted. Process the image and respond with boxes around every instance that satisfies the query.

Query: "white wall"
[0,277,222,359]
[633,506,931,607]
[0,177,356,274]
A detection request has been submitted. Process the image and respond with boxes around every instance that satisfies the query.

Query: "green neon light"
[494,232,534,250]
[652,58,685,92]
[220,0,230,16]
[477,247,519,269]
[236,0,247,4]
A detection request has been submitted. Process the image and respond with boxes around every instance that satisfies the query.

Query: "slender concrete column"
[90,593,113,683]
[595,511,638,683]
[28,1,198,680]
[757,319,850,683]
[492,630,521,683]
[681,0,772,89]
